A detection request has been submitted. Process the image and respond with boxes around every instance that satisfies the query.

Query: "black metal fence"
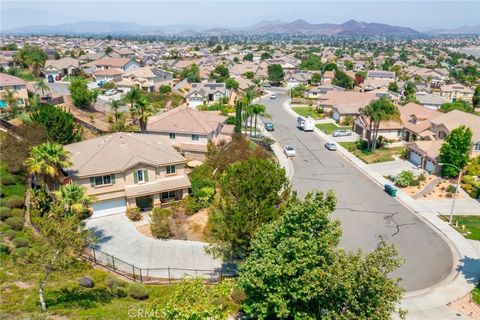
[82,247,237,284]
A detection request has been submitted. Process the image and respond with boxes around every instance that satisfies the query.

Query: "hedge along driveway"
[85,213,223,279]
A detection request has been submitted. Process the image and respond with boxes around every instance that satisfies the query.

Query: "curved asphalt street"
[261,90,453,292]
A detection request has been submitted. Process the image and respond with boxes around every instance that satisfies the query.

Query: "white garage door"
[189,98,204,108]
[91,198,126,218]
[425,160,436,173]
[409,151,422,167]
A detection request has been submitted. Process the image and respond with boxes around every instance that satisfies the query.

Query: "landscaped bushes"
[12,237,29,248]
[128,283,149,300]
[0,243,10,254]
[150,207,172,239]
[5,195,24,208]
[5,217,24,231]
[126,207,142,221]
[395,170,420,187]
[185,165,216,214]
[0,207,11,221]
[462,157,480,199]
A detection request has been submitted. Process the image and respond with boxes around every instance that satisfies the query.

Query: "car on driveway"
[265,122,274,131]
[284,145,296,157]
[270,94,277,99]
[324,142,337,151]
[105,89,117,96]
[332,129,352,137]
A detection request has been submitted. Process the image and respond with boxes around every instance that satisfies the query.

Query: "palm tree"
[124,87,142,110]
[132,95,155,132]
[110,99,121,123]
[250,103,268,137]
[35,78,50,97]
[2,89,17,111]
[54,182,94,217]
[362,98,401,151]
[25,142,72,192]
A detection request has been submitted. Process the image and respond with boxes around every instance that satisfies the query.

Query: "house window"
[191,134,200,141]
[161,191,176,200]
[13,85,21,90]
[135,169,149,184]
[166,165,176,175]
[90,174,114,187]
[474,143,480,151]
[169,133,176,139]
[438,131,447,139]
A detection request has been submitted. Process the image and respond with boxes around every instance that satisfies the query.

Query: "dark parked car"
[265,122,274,131]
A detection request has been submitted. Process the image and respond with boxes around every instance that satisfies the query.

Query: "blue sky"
[1,1,479,31]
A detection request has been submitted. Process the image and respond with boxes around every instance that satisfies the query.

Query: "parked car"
[324,142,337,151]
[263,82,272,88]
[55,75,62,81]
[332,129,352,137]
[265,122,274,131]
[270,94,277,99]
[104,89,117,96]
[284,145,296,157]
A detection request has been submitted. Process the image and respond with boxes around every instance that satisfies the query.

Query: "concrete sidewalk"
[284,100,480,320]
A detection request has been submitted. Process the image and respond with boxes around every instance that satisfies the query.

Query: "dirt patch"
[400,175,464,200]
[137,224,153,238]
[13,281,32,289]
[183,209,209,242]
[448,292,480,319]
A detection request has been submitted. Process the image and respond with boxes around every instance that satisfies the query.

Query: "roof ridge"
[76,134,115,172]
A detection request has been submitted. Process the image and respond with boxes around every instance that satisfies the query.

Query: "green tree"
[388,81,399,93]
[1,43,17,50]
[243,52,253,61]
[332,70,355,89]
[213,45,222,53]
[439,101,474,113]
[404,81,416,99]
[54,182,93,217]
[260,52,272,61]
[68,78,97,109]
[473,85,480,109]
[124,86,142,110]
[208,158,290,259]
[31,104,82,144]
[225,77,239,90]
[34,78,50,97]
[1,89,18,111]
[105,46,113,54]
[149,207,172,239]
[234,99,243,133]
[299,55,322,70]
[15,44,47,77]
[323,62,338,72]
[362,98,401,151]
[267,64,284,85]
[110,99,122,123]
[243,71,255,79]
[310,72,321,85]
[181,64,201,83]
[290,84,307,98]
[211,64,230,83]
[237,192,405,319]
[132,95,155,133]
[440,125,473,177]
[250,103,268,136]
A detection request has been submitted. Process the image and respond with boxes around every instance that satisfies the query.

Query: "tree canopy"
[299,55,322,70]
[68,78,98,109]
[237,192,405,320]
[440,125,473,177]
[211,64,230,83]
[31,104,82,144]
[439,101,474,113]
[332,70,356,89]
[181,63,201,83]
[267,64,284,85]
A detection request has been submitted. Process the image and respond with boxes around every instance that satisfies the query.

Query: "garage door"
[425,160,436,173]
[409,151,422,167]
[91,198,126,218]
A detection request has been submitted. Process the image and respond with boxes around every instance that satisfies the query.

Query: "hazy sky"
[1,1,479,31]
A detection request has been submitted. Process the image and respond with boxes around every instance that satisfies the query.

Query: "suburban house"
[86,58,141,73]
[407,110,480,173]
[408,68,449,88]
[440,83,474,102]
[112,48,136,58]
[362,70,396,91]
[185,83,228,108]
[415,92,448,110]
[93,69,124,82]
[0,73,28,111]
[44,57,80,83]
[306,84,345,99]
[64,132,191,218]
[147,106,233,160]
[116,67,173,93]
[284,70,313,88]
[318,91,378,123]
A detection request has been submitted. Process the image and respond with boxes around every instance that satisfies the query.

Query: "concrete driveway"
[260,89,453,292]
[85,213,223,279]
[368,158,423,177]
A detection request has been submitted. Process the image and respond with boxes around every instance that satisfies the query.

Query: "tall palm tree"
[362,98,401,151]
[25,142,72,192]
[124,87,142,110]
[110,99,121,123]
[132,95,155,133]
[250,104,268,137]
[35,78,50,97]
[54,182,94,217]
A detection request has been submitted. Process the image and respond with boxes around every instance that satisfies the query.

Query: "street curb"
[283,99,480,319]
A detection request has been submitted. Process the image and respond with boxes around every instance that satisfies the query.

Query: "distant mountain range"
[2,19,479,36]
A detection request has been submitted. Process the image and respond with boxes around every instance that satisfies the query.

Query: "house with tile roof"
[146,106,233,160]
[184,83,228,108]
[440,83,474,103]
[44,57,80,83]
[64,132,190,217]
[0,73,28,111]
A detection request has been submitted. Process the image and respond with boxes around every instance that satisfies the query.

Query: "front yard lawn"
[473,282,480,305]
[316,123,351,134]
[448,215,480,241]
[339,142,404,164]
[292,106,324,119]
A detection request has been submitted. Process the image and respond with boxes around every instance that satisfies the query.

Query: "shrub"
[5,217,23,231]
[129,283,149,300]
[400,149,408,160]
[104,276,125,289]
[150,207,172,239]
[14,247,28,258]
[10,208,23,219]
[12,237,28,248]
[231,287,247,304]
[159,85,171,94]
[126,207,142,221]
[0,243,10,254]
[418,173,427,182]
[355,139,368,150]
[4,229,16,240]
[78,276,95,288]
[113,286,127,298]
[5,195,24,208]
[0,207,11,221]
[0,175,17,185]
[395,170,417,187]
[446,185,458,194]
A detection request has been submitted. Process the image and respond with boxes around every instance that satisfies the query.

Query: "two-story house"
[116,67,173,93]
[64,132,191,218]
[407,110,480,173]
[44,57,80,83]
[440,83,474,103]
[185,83,228,108]
[0,73,28,111]
[147,106,233,161]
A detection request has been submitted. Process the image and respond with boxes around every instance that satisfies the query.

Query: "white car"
[332,129,352,137]
[270,94,277,99]
[105,89,117,96]
[325,142,337,151]
[284,145,296,157]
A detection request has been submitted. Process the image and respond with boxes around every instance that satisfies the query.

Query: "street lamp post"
[439,163,462,224]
